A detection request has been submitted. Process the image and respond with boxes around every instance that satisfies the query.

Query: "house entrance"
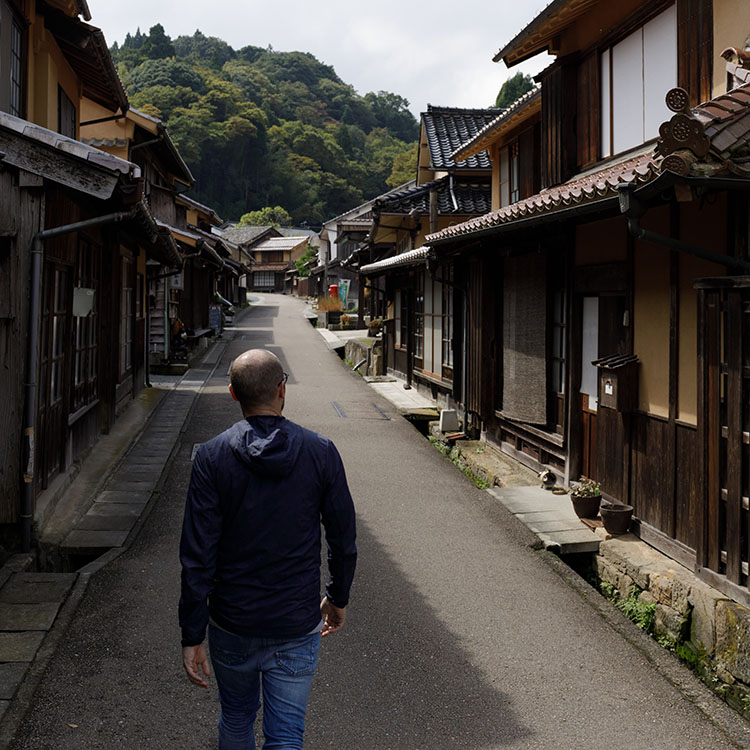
[579,293,629,488]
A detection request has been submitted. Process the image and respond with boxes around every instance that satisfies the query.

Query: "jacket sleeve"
[320,441,357,608]
[178,447,223,647]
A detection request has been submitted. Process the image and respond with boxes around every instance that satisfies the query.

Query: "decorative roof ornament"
[656,88,710,175]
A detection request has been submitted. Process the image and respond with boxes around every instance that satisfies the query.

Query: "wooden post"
[726,291,743,584]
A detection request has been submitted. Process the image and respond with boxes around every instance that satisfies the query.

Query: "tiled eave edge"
[453,86,542,164]
[426,151,659,245]
[360,246,430,275]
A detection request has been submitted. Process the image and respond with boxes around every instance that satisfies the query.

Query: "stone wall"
[344,337,383,377]
[594,537,750,715]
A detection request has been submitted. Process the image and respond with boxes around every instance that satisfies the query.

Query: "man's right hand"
[320,597,346,637]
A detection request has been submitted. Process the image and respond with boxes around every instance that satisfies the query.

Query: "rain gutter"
[617,181,750,274]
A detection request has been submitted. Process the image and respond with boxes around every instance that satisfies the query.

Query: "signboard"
[170,271,184,290]
[209,304,222,333]
[72,287,95,317]
[338,279,350,305]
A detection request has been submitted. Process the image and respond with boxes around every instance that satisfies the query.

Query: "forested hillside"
[110,25,419,225]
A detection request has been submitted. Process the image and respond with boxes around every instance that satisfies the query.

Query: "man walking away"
[179,349,357,749]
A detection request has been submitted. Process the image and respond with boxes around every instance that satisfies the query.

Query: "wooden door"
[579,293,628,487]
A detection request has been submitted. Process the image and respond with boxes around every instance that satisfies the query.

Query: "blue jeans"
[208,624,321,749]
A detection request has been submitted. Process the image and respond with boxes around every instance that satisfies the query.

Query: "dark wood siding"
[576,52,600,169]
[0,170,38,523]
[540,62,577,189]
[677,0,713,106]
[466,257,496,424]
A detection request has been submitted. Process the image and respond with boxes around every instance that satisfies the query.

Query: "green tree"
[129,59,205,94]
[495,72,535,108]
[173,30,235,69]
[129,85,199,120]
[295,244,318,276]
[140,24,175,60]
[387,143,418,188]
[238,206,293,227]
[364,91,418,141]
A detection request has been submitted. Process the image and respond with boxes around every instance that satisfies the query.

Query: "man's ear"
[229,384,239,402]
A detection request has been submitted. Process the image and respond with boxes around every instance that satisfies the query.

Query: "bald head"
[229,349,285,414]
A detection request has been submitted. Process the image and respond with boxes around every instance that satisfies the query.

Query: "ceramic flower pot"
[600,503,633,535]
[571,495,601,519]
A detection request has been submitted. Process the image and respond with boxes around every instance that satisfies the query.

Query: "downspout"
[617,182,750,273]
[22,209,137,553]
[462,284,469,434]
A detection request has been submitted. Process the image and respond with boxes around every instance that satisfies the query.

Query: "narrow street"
[8,294,747,749]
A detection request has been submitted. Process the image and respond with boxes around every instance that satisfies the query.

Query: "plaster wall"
[29,21,80,133]
[80,99,134,161]
[713,0,750,97]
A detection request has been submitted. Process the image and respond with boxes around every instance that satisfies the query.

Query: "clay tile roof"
[427,149,658,245]
[252,235,309,252]
[375,175,491,216]
[422,106,503,170]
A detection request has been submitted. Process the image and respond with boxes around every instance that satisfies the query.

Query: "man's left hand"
[183,644,211,688]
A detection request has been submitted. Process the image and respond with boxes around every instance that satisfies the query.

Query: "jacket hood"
[230,416,302,477]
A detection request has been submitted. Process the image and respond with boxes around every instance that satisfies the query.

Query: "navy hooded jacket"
[179,415,357,647]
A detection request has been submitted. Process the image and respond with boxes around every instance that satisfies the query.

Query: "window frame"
[57,85,76,138]
[1,1,27,118]
[599,2,677,158]
[253,270,275,287]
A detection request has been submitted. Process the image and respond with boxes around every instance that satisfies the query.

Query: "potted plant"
[569,477,601,519]
[367,317,383,337]
[600,502,634,535]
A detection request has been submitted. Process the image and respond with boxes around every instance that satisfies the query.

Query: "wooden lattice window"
[71,237,99,412]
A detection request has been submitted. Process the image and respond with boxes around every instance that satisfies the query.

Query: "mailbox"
[593,354,639,412]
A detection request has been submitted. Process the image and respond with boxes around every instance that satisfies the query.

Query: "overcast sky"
[88,1,554,118]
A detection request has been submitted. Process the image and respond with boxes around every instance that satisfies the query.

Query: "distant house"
[315,204,375,304]
[246,235,309,292]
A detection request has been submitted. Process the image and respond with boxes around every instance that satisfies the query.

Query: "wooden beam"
[0,130,118,200]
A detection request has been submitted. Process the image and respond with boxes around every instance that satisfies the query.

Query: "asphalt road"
[9,294,750,749]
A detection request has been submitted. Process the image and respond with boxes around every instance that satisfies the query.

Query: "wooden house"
[359,106,498,393]
[0,0,162,546]
[396,0,750,606]
[242,235,309,293]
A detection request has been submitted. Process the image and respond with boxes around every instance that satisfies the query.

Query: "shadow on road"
[306,517,533,749]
